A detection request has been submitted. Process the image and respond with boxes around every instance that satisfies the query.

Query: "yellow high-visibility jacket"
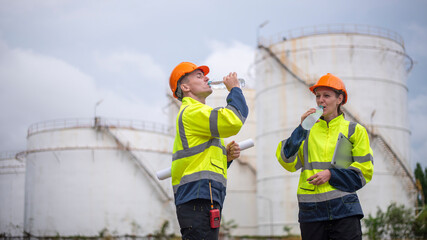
[172,89,247,207]
[276,114,374,222]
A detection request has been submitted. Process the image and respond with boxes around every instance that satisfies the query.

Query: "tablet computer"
[331,133,353,169]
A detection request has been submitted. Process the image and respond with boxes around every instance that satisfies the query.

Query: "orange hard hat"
[309,73,348,104]
[169,62,210,99]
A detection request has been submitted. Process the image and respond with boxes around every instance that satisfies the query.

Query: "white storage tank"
[206,88,258,235]
[24,118,178,237]
[0,151,26,237]
[255,24,416,235]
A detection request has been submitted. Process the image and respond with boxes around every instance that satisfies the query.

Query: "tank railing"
[261,24,404,48]
[0,151,27,163]
[0,151,26,175]
[98,125,173,202]
[0,151,21,160]
[0,163,25,169]
[28,118,93,135]
[97,118,170,134]
[15,151,27,162]
[258,43,418,196]
[27,118,172,136]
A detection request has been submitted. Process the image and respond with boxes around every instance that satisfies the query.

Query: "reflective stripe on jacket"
[172,88,247,207]
[276,114,374,222]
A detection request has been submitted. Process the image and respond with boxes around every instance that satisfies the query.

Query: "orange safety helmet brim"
[169,62,210,98]
[309,73,348,104]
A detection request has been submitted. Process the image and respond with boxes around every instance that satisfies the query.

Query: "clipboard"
[331,133,353,169]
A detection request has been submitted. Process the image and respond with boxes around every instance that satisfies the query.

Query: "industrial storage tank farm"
[0,151,26,237]
[0,24,419,239]
[23,118,177,237]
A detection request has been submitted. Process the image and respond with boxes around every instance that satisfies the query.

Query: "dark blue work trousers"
[300,216,362,240]
[176,199,221,240]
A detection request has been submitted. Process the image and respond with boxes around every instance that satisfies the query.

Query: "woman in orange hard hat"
[276,73,374,240]
[169,62,248,240]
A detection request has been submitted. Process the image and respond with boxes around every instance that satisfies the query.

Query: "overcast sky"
[0,0,426,169]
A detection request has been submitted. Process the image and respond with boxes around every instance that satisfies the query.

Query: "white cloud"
[0,41,168,152]
[96,51,164,78]
[203,40,256,88]
[0,40,98,119]
[93,50,168,103]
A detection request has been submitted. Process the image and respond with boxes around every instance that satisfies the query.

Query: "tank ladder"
[95,120,173,202]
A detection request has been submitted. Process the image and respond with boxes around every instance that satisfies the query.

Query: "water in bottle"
[208,78,246,89]
[301,105,324,130]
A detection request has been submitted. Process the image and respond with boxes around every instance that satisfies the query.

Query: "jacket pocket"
[342,194,359,204]
[176,203,194,229]
[299,202,317,212]
[300,181,316,191]
[210,158,224,174]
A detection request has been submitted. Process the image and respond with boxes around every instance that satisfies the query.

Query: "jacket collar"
[319,114,345,128]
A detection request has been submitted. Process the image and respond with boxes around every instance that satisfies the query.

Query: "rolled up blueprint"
[156,138,255,180]
[156,167,172,180]
[238,138,255,150]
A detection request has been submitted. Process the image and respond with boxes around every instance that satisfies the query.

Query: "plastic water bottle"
[208,78,246,89]
[301,106,324,130]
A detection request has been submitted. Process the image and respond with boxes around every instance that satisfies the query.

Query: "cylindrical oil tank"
[255,24,415,235]
[24,118,178,237]
[206,88,257,236]
[0,152,26,236]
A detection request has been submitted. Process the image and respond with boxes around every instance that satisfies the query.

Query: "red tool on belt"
[209,181,220,228]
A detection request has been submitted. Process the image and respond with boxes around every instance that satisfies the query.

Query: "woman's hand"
[226,140,241,162]
[307,170,331,185]
[301,108,317,124]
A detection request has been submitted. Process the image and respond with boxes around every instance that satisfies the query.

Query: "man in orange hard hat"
[169,62,248,239]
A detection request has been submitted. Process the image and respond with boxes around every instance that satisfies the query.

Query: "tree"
[363,203,414,239]
[413,207,427,239]
[384,203,414,239]
[414,163,427,205]
[363,207,386,240]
